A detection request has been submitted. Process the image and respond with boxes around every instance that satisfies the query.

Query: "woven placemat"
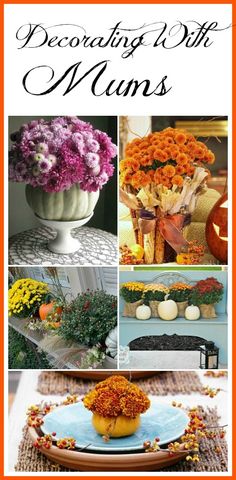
[37,371,202,396]
[15,406,227,472]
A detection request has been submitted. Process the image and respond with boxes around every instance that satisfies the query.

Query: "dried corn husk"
[154,207,165,263]
[137,221,144,248]
[143,206,156,264]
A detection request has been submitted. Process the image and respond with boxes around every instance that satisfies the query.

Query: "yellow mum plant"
[169,282,192,302]
[143,283,169,302]
[120,282,145,303]
[8,278,49,318]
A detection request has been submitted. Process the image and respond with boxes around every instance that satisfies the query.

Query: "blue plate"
[42,398,188,452]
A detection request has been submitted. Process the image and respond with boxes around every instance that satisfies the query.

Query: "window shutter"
[95,267,117,295]
[23,267,71,287]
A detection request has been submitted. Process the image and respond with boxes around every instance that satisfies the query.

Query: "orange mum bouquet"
[120,127,215,264]
[83,375,150,438]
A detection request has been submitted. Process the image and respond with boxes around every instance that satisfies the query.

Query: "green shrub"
[59,290,117,347]
[8,327,52,369]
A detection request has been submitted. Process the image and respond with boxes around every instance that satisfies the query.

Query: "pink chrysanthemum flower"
[9,116,117,193]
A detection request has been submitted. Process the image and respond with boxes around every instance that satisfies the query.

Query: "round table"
[9,226,117,265]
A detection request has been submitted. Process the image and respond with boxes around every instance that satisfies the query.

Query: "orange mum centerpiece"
[83,375,150,438]
[120,127,215,191]
[119,127,215,265]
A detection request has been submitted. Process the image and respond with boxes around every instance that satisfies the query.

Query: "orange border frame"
[1,0,234,479]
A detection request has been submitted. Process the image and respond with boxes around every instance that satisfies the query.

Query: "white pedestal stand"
[36,213,93,254]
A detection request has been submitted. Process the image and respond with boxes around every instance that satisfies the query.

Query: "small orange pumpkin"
[39,301,63,321]
[205,193,228,264]
[47,321,61,329]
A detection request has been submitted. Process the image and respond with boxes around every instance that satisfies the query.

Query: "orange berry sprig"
[34,433,53,449]
[204,371,228,378]
[56,438,76,450]
[26,402,56,427]
[62,394,79,405]
[187,241,205,256]
[143,406,227,464]
[143,438,161,452]
[27,397,80,430]
[172,401,183,408]
[34,433,76,451]
[27,404,44,428]
[27,415,44,428]
[202,386,221,398]
[177,241,205,265]
[120,244,144,265]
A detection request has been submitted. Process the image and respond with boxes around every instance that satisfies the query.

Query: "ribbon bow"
[119,189,190,253]
[138,209,190,253]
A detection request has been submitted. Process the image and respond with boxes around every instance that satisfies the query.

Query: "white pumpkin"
[185,305,200,321]
[158,294,178,321]
[105,327,117,358]
[26,184,99,221]
[136,305,151,320]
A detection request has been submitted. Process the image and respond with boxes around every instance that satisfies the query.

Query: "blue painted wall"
[119,269,228,366]
[119,270,227,314]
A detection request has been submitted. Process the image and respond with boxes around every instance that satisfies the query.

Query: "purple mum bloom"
[15,161,27,176]
[38,159,52,173]
[85,152,100,168]
[36,142,49,154]
[9,116,116,193]
[86,138,100,153]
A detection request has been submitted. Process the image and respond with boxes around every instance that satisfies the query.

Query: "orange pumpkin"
[39,301,63,321]
[205,193,228,263]
[47,321,61,329]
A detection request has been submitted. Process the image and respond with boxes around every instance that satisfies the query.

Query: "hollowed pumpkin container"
[25,184,99,221]
[92,413,141,438]
[205,192,228,264]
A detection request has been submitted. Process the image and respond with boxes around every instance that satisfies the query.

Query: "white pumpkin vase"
[26,184,100,254]
[136,305,151,320]
[185,305,200,321]
[9,116,116,255]
[26,184,99,221]
[158,294,178,321]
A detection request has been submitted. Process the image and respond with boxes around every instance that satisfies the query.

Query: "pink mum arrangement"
[9,116,117,193]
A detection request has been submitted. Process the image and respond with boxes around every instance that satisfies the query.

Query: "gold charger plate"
[28,427,187,471]
[65,371,157,380]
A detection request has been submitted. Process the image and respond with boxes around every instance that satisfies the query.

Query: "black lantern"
[199,342,219,369]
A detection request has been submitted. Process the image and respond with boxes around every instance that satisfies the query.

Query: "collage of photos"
[8,116,229,473]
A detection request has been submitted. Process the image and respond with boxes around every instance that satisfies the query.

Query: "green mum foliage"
[59,290,117,347]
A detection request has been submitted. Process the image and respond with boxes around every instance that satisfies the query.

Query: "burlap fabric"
[37,370,202,396]
[149,301,160,318]
[123,300,143,317]
[199,304,217,319]
[176,301,188,317]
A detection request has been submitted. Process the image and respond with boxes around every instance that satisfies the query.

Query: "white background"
[4,4,232,115]
[4,2,232,477]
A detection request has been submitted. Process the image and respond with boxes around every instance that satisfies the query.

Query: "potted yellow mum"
[120,282,145,317]
[8,278,49,318]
